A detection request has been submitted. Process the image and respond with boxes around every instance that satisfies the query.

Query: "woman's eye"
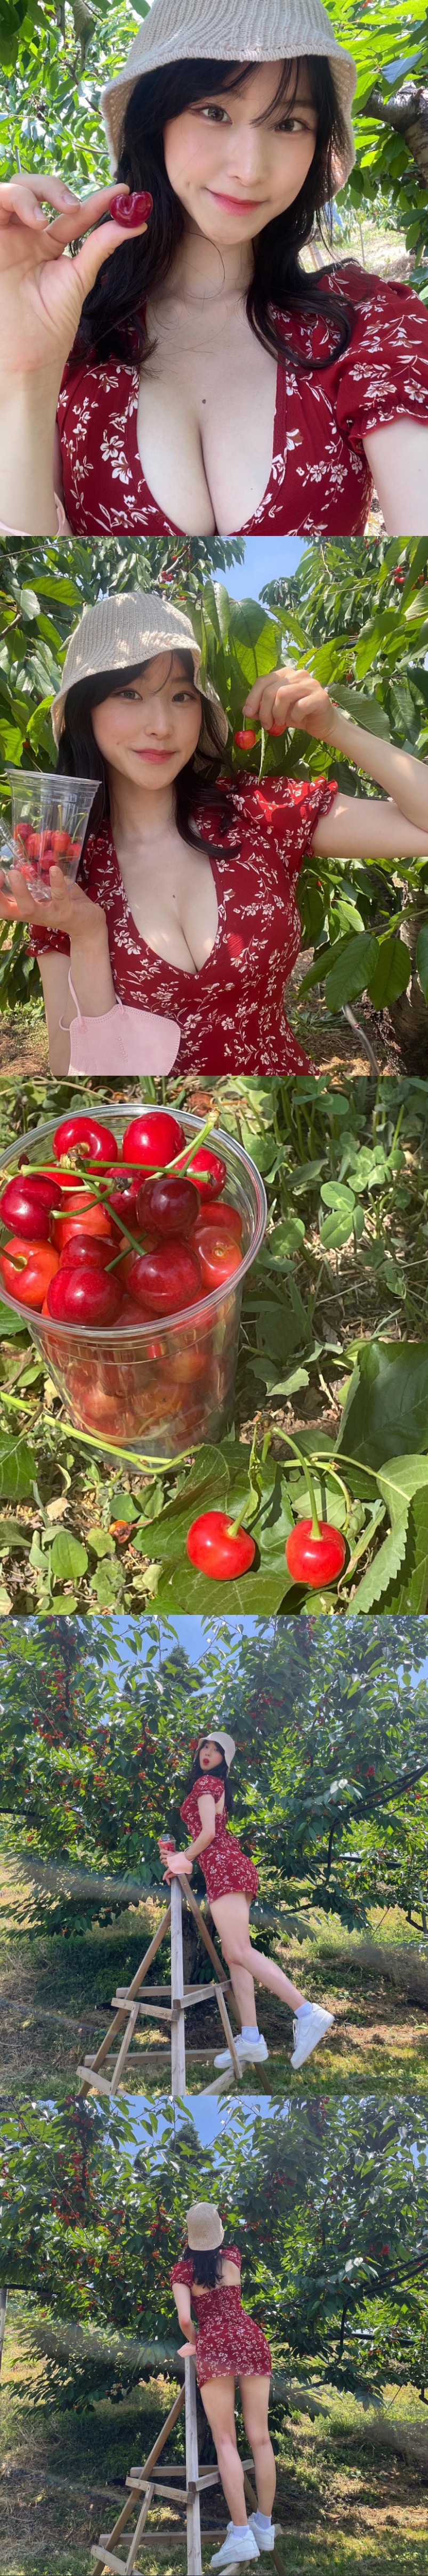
[278,114,310,132]
[200,103,230,124]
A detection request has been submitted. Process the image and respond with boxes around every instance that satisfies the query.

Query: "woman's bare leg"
[209,1891,305,2013]
[239,2376,276,2515]
[200,2374,247,2523]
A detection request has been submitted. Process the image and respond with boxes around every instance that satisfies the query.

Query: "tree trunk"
[363,84,428,186]
[386,899,428,1072]
[0,2287,8,2377]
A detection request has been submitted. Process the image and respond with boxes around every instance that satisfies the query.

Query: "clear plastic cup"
[5,770,97,901]
[0,1108,267,1461]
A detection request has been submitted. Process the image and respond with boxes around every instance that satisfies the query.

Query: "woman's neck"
[166,220,254,309]
[108,773,176,849]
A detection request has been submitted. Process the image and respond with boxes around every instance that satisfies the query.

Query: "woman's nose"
[227,125,269,189]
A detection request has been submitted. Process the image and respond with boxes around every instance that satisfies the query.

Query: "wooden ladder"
[91,2358,284,2574]
[77,1875,243,2101]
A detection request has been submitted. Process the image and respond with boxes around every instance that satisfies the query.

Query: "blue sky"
[227,537,304,601]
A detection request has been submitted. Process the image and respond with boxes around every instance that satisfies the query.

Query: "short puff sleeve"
[333,267,428,449]
[248,775,338,876]
[170,2256,193,2287]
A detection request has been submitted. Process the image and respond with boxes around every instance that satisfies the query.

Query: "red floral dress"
[27,775,337,1075]
[56,266,428,536]
[180,1774,259,1903]
[170,2246,272,2385]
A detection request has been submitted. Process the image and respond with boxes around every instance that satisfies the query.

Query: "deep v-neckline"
[109,829,222,981]
[127,328,284,537]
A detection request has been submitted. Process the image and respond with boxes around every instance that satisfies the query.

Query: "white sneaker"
[290,2004,334,2070]
[210,2535,260,2566]
[247,2515,275,2553]
[213,2034,269,2070]
[227,2517,274,2556]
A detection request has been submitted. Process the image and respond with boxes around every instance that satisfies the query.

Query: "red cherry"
[123,1240,202,1315]
[52,1192,116,1251]
[285,1521,346,1588]
[103,1176,141,1231]
[234,728,257,749]
[136,1174,200,1237]
[0,1173,58,1239]
[0,1234,59,1310]
[191,1224,241,1289]
[58,1235,112,1271]
[175,1145,227,1200]
[52,1115,118,1163]
[109,189,153,227]
[121,1110,185,1171]
[186,1510,256,1579]
[46,1266,123,1326]
[189,1197,242,1241]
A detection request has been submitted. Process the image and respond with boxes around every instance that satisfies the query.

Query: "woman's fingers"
[0,175,80,232]
[71,198,149,300]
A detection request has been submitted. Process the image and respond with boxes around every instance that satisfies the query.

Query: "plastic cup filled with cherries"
[0,1106,267,1459]
[4,770,97,901]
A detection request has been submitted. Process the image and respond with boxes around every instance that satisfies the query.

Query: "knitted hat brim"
[51,594,228,764]
[100,0,356,183]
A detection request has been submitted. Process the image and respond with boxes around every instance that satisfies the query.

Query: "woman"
[159,1730,333,2073]
[1,0,428,538]
[171,2198,275,2566]
[3,587,428,1077]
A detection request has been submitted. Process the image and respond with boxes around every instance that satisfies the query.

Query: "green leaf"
[329,686,391,738]
[319,1210,356,1251]
[86,1527,115,1559]
[0,1434,36,1499]
[337,1344,428,1470]
[416,923,428,999]
[109,1493,140,1523]
[50,1533,88,1580]
[325,934,379,1011]
[319,1183,356,1213]
[367,936,410,1009]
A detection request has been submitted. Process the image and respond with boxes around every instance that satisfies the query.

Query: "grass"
[2,1842,427,2102]
[1,2299,427,2576]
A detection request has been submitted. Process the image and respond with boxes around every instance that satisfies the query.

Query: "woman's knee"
[221,1937,252,1970]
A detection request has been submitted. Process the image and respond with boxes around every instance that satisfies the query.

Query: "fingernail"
[34,207,47,223]
[60,186,77,204]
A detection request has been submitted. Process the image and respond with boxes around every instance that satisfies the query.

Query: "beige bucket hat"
[187,2202,225,2249]
[197,1730,236,1769]
[101,0,357,183]
[51,590,229,761]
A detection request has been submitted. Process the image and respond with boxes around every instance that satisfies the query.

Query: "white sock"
[253,2509,273,2531]
[230,2523,248,2538]
[241,2024,260,2042]
[296,2000,311,2017]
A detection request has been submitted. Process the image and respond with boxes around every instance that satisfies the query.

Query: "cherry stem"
[262,1424,321,1538]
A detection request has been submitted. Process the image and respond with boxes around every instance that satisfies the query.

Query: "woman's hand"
[177,2339,197,2359]
[243,665,337,744]
[0,174,150,391]
[162,1852,193,1881]
[0,863,106,940]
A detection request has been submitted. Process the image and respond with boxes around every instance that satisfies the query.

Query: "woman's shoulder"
[222,2246,241,2269]
[196,1774,224,1803]
[273,258,428,345]
[170,2254,193,2285]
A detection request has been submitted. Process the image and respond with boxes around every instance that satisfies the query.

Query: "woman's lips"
[134,746,173,762]
[208,190,265,213]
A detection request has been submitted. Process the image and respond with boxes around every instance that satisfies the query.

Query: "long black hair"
[184,2239,224,2288]
[55,648,235,859]
[76,57,354,368]
[183,1740,234,1815]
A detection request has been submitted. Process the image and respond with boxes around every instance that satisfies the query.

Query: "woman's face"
[90,652,202,789]
[163,62,319,248]
[198,1738,224,1771]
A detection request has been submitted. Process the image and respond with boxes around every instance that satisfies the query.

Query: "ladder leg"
[171,1877,187,2096]
[124,2482,155,2571]
[185,2357,203,2576]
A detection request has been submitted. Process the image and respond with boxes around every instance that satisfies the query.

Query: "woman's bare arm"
[362,418,428,538]
[242,668,428,859]
[0,174,150,533]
